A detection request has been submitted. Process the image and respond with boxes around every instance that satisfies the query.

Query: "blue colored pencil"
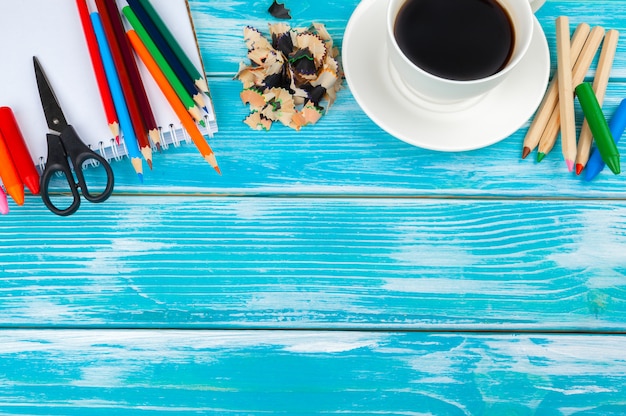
[584,98,626,181]
[126,0,207,111]
[91,10,144,182]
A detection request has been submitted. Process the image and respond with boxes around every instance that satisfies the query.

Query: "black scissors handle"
[40,125,114,216]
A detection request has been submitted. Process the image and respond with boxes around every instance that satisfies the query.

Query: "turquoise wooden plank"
[2,196,625,330]
[190,0,626,80]
[0,329,625,415]
[29,77,626,199]
[20,0,626,199]
[189,0,359,75]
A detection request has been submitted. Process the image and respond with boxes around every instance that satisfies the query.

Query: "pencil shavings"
[236,22,342,131]
[268,0,291,20]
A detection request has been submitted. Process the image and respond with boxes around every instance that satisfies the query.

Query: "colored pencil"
[0,129,24,206]
[76,0,119,143]
[575,82,620,174]
[133,0,209,94]
[0,186,8,214]
[585,98,626,181]
[555,17,577,171]
[536,25,605,161]
[127,29,220,174]
[0,107,40,195]
[575,29,619,174]
[521,23,590,159]
[96,0,154,168]
[127,0,207,110]
[121,4,203,123]
[89,4,144,181]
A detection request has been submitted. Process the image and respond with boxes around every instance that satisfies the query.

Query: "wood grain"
[2,0,626,412]
[2,197,626,330]
[0,330,625,414]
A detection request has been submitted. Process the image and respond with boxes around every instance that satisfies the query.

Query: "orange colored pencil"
[0,130,24,206]
[95,0,154,168]
[76,0,119,142]
[127,29,220,174]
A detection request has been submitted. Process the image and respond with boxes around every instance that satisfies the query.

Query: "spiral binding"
[34,115,217,173]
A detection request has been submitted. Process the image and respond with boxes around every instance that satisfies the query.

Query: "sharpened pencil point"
[606,156,621,175]
[23,176,40,195]
[537,152,546,162]
[205,153,221,175]
[575,163,584,175]
[566,159,575,172]
[138,173,144,183]
[521,146,531,159]
[7,185,24,206]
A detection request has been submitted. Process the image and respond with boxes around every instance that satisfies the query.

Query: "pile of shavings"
[236,22,342,131]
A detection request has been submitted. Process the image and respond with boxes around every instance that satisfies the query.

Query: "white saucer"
[342,0,550,151]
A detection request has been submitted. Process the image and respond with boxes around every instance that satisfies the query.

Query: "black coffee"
[394,0,515,81]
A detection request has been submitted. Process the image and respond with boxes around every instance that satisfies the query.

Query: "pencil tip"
[537,152,546,162]
[138,173,144,183]
[607,157,621,175]
[575,163,584,175]
[521,147,531,159]
[147,159,153,170]
[566,159,575,172]
[24,176,41,195]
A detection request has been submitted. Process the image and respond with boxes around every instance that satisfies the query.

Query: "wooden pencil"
[521,23,590,159]
[89,5,144,180]
[555,17,577,171]
[134,0,209,94]
[575,29,619,174]
[121,4,203,123]
[76,0,119,143]
[127,29,220,174]
[127,30,221,175]
[96,0,155,168]
[537,25,605,160]
[127,0,207,110]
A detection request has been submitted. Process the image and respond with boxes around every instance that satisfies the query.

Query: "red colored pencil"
[76,0,119,143]
[95,0,155,168]
[0,107,40,195]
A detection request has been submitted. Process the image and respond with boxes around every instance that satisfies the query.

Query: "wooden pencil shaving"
[236,22,342,130]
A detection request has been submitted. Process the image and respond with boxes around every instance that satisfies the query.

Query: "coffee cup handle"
[528,0,546,13]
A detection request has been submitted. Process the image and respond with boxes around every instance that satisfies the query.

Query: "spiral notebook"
[0,0,217,169]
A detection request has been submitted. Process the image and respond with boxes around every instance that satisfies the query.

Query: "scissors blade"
[33,56,69,133]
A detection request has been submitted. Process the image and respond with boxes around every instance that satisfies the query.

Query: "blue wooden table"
[2,0,626,414]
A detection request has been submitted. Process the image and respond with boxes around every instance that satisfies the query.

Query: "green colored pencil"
[122,5,202,123]
[137,0,209,93]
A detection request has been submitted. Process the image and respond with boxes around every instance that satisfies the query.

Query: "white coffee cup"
[387,0,546,105]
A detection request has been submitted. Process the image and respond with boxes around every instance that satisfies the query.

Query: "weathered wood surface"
[2,197,626,331]
[2,0,626,413]
[1,330,625,415]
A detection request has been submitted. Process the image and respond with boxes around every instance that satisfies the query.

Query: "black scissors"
[34,57,114,216]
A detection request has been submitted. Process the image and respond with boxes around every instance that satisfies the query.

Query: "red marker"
[0,107,40,195]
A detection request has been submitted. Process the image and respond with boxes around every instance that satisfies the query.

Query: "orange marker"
[127,29,220,174]
[0,107,40,195]
[0,129,24,206]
